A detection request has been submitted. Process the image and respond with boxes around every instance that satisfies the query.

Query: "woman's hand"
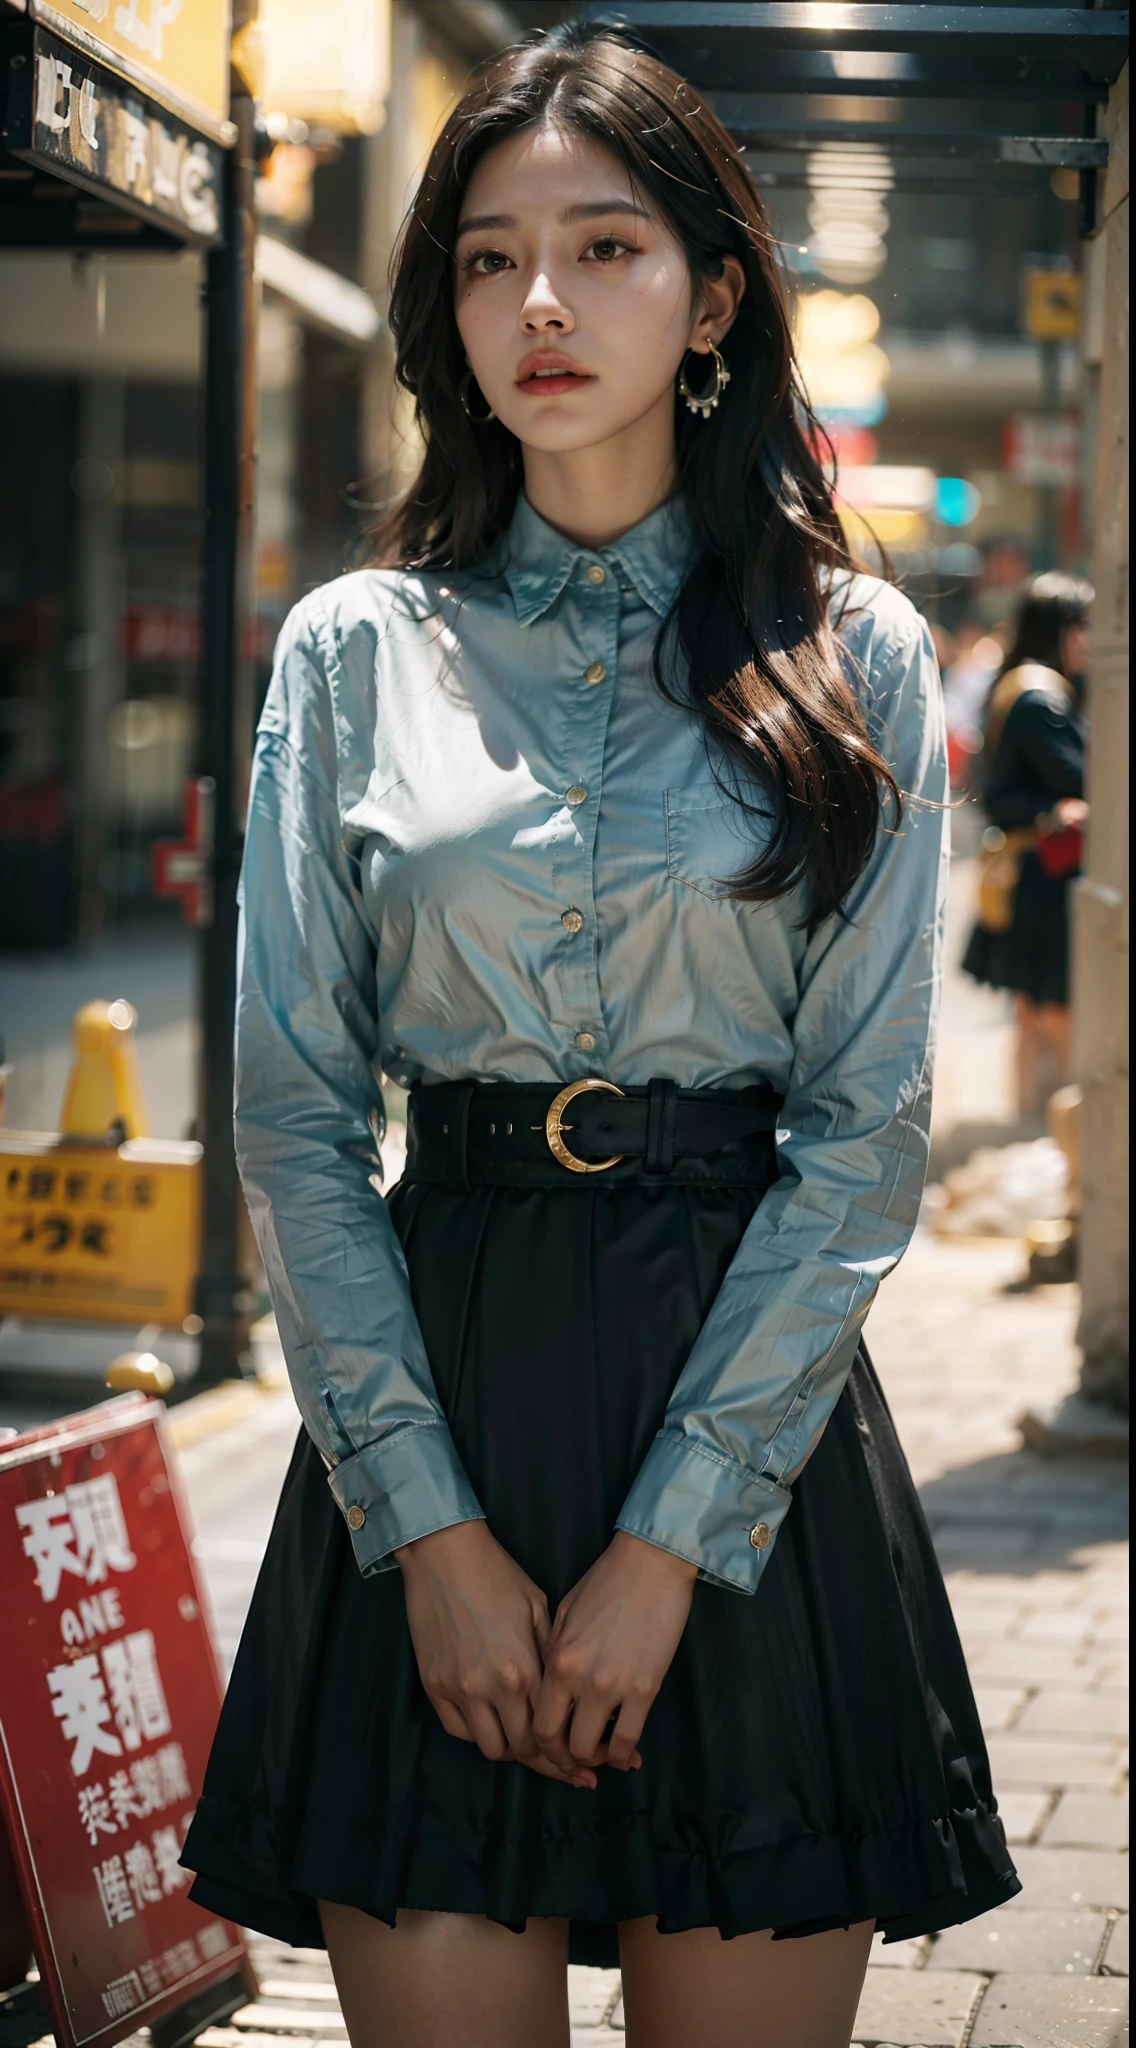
[395,1520,597,1788]
[533,1531,697,1775]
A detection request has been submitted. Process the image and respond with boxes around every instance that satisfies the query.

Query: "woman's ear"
[691,254,746,352]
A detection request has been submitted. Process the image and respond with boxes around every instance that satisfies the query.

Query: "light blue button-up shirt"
[236,492,949,1595]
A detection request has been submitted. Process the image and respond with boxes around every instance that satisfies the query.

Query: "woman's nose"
[520,271,575,333]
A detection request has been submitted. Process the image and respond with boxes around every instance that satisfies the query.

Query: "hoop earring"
[460,369,496,423]
[678,339,731,419]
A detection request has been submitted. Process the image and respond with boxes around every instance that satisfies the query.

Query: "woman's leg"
[319,1901,570,2048]
[618,1916,875,2048]
[1014,993,1045,1116]
[1035,1002,1073,1095]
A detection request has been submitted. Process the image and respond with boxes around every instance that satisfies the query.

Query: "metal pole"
[193,84,257,1384]
[1037,336,1062,566]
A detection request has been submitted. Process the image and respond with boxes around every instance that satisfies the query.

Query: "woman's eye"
[587,236,632,263]
[463,248,511,275]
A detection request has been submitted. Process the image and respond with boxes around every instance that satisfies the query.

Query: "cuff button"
[346,1505,367,1531]
[749,1521,771,1551]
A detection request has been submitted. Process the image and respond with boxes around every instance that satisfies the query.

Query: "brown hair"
[372,23,902,925]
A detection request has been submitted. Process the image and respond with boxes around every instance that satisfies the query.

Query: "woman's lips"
[516,369,594,396]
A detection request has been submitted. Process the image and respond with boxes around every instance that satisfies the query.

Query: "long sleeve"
[235,597,484,1575]
[616,603,950,1592]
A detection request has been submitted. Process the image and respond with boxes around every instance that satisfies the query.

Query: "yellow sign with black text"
[0,1134,202,1325]
[34,0,231,136]
[1023,269,1082,344]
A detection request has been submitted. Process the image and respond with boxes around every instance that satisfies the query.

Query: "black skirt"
[962,849,1073,1007]
[183,1164,1019,1966]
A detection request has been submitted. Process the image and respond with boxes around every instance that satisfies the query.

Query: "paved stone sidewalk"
[843,1231,1128,2048]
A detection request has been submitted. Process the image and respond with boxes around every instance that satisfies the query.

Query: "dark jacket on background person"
[963,666,1086,1006]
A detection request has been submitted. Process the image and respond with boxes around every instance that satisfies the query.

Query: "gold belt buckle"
[545,1078,625,1174]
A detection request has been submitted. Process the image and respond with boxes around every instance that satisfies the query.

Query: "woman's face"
[453,124,740,457]
[1060,617,1091,679]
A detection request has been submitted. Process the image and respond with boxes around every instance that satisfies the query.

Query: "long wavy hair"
[371,22,902,923]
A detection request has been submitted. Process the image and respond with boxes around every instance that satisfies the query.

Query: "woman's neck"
[520,395,678,549]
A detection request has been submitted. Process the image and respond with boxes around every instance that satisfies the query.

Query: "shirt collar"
[501,491,697,627]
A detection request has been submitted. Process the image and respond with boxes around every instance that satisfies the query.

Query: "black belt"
[402,1077,783,1190]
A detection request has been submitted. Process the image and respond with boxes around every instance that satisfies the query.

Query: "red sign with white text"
[0,1397,249,2048]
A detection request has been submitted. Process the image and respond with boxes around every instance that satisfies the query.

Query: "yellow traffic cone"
[58,999,150,1142]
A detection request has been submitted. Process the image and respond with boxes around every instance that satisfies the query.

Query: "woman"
[963,573,1091,1115]
[183,26,1018,2047]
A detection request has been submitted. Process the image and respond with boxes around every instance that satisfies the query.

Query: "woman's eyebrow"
[455,198,649,237]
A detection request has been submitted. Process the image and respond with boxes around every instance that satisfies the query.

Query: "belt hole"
[507,1122,514,1134]
[489,1122,496,1135]
[441,1123,449,1134]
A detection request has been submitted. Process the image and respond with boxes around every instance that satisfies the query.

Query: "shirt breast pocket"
[664,788,763,900]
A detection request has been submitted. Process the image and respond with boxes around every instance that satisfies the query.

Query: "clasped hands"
[395,1519,697,1790]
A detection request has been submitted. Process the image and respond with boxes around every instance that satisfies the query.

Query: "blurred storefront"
[0,0,227,951]
[0,0,506,950]
[762,141,1091,635]
[3,0,1117,952]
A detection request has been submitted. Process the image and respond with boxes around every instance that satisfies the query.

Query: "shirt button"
[749,1521,771,1551]
[566,784,588,806]
[561,908,584,934]
[587,563,607,584]
[574,1030,596,1051]
[346,1505,366,1531]
[584,662,607,686]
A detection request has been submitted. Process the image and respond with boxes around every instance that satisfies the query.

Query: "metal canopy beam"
[754,170,1069,195]
[710,107,1109,165]
[698,60,1109,102]
[582,5,1128,83]
[704,73,1113,104]
[581,3,1127,207]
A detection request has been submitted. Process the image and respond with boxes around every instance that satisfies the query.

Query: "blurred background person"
[963,572,1092,1115]
[941,619,1004,801]
[973,535,1033,636]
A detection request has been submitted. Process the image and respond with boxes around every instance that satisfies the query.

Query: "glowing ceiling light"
[806,144,894,286]
[795,289,891,425]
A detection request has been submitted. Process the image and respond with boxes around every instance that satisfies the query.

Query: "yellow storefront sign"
[0,1132,202,1326]
[34,0,231,137]
[1023,268,1083,345]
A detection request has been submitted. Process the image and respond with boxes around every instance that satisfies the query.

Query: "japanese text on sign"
[0,1133,202,1327]
[12,1468,199,2002]
[0,1405,247,2048]
[30,40,221,237]
[18,1475,137,1598]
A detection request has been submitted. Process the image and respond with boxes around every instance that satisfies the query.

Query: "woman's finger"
[566,1691,617,1767]
[489,1665,596,1787]
[462,1699,511,1762]
[431,1696,476,1743]
[532,1674,579,1772]
[512,1748,597,1788]
[532,1603,552,1658]
[494,1671,545,1765]
[607,1694,651,1772]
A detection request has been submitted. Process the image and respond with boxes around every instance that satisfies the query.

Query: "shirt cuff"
[615,1428,793,1594]
[326,1419,485,1576]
